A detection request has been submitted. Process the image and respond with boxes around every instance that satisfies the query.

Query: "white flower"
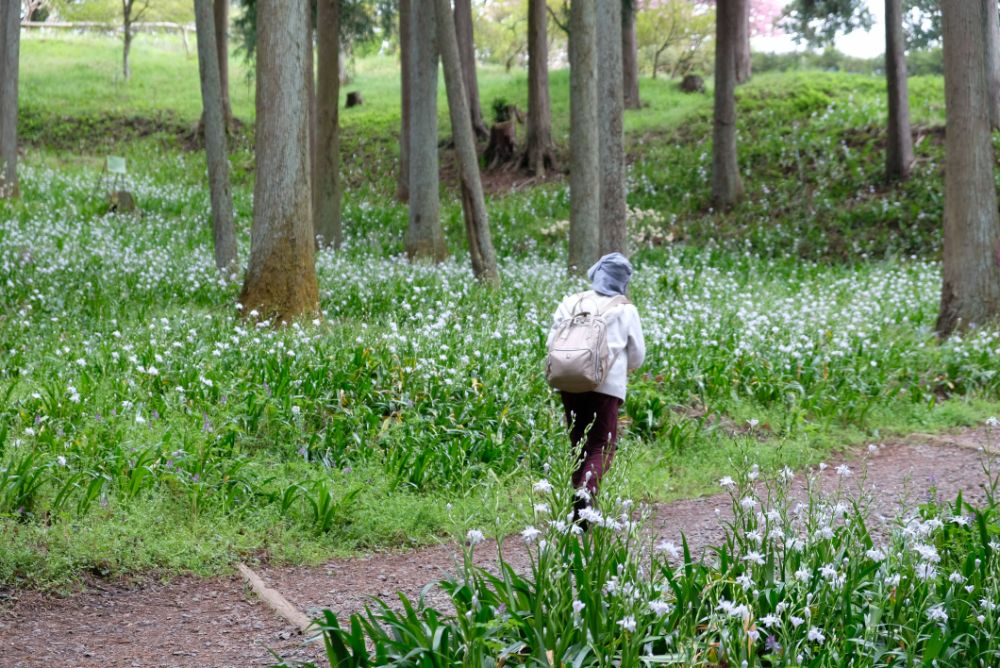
[836,464,852,477]
[56,455,67,467]
[618,616,637,633]
[867,443,879,455]
[794,567,811,583]
[915,563,938,581]
[760,614,781,629]
[649,599,673,616]
[291,405,301,416]
[790,615,805,628]
[865,547,886,562]
[913,543,941,563]
[807,626,825,644]
[987,416,999,427]
[572,599,585,614]
[820,564,838,580]
[885,573,902,587]
[532,479,553,494]
[747,418,759,428]
[949,515,970,527]
[533,502,550,515]
[521,526,541,542]
[466,529,485,546]
[740,496,757,510]
[742,551,765,566]
[926,605,948,623]
[135,413,146,425]
[578,507,604,525]
[719,476,736,489]
[949,572,965,584]
[655,540,681,559]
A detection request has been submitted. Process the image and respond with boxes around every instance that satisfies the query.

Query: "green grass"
[4,35,1000,591]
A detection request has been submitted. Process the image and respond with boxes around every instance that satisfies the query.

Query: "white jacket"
[547,290,645,400]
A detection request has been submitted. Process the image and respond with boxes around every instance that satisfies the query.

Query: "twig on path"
[238,563,319,642]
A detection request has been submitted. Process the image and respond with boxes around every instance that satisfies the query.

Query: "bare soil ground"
[1,427,996,668]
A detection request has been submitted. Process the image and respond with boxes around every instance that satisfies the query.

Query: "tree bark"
[885,0,913,181]
[598,0,627,255]
[0,0,20,198]
[406,0,447,262]
[434,0,499,284]
[712,0,744,208]
[735,0,751,84]
[239,0,319,323]
[453,0,488,140]
[314,0,342,248]
[522,0,556,176]
[194,0,238,272]
[622,0,641,109]
[397,0,411,202]
[214,0,232,125]
[569,0,600,274]
[306,15,316,226]
[984,0,1000,130]
[936,0,1000,336]
[123,12,133,81]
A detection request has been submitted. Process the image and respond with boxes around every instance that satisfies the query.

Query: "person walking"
[546,252,645,519]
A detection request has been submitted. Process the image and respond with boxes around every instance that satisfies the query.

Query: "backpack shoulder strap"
[596,295,631,316]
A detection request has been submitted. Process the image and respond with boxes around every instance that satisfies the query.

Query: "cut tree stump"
[238,563,317,638]
[484,121,517,169]
[345,91,363,108]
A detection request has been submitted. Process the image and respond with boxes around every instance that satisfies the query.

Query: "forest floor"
[1,426,996,668]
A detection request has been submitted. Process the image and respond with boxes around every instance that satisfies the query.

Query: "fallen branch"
[238,563,316,638]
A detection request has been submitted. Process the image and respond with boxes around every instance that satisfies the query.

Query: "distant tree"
[521,0,556,176]
[735,0,750,82]
[240,0,319,322]
[937,0,1000,336]
[598,0,627,254]
[778,0,873,45]
[121,0,152,81]
[453,0,488,139]
[397,0,411,202]
[314,0,343,248]
[434,0,499,283]
[0,0,19,198]
[622,0,641,108]
[712,0,743,207]
[568,0,600,273]
[635,0,714,80]
[885,0,913,181]
[406,0,446,261]
[194,0,237,270]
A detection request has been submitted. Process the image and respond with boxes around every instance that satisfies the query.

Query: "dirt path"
[2,428,997,668]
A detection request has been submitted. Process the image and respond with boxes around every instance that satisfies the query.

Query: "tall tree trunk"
[240,0,319,323]
[885,0,914,181]
[214,0,232,125]
[434,0,499,284]
[598,0,627,255]
[936,0,1000,336]
[735,0,751,84]
[984,0,1000,130]
[306,16,317,226]
[0,0,20,199]
[397,0,411,202]
[712,0,744,208]
[406,0,447,261]
[453,0,488,140]
[569,0,600,274]
[622,0,641,109]
[522,0,556,176]
[194,0,238,271]
[122,15,133,81]
[314,0,342,248]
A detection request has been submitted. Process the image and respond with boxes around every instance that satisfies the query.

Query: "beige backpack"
[546,293,629,393]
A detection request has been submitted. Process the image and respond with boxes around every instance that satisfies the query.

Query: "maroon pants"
[561,391,622,499]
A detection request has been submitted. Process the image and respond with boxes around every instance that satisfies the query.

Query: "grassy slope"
[5,36,1000,590]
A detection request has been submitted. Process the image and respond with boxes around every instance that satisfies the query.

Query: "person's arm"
[625,307,645,371]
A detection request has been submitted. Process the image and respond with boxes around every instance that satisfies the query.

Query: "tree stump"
[107,190,138,214]
[345,91,363,108]
[680,75,705,93]
[484,121,517,169]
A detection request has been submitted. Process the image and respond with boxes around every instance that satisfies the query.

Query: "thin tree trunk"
[712,0,744,208]
[522,0,556,176]
[984,0,1000,130]
[434,0,499,284]
[123,17,133,80]
[314,0,342,248]
[453,0,488,140]
[397,0,411,202]
[735,0,751,84]
[306,16,316,228]
[598,0,627,255]
[406,0,447,261]
[936,0,1000,336]
[239,0,319,323]
[622,0,641,109]
[569,0,600,274]
[194,0,238,271]
[0,0,20,198]
[885,0,913,181]
[214,0,232,125]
